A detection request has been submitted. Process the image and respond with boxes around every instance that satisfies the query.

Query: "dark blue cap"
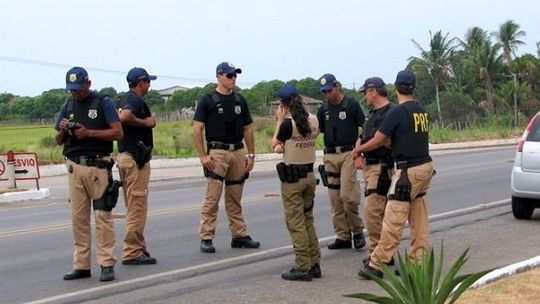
[319,73,337,92]
[359,77,385,92]
[278,84,299,103]
[65,67,89,90]
[216,62,242,74]
[127,67,157,86]
[395,70,416,87]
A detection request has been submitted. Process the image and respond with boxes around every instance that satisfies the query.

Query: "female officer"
[272,84,321,282]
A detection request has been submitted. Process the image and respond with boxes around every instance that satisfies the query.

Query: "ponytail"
[289,95,311,137]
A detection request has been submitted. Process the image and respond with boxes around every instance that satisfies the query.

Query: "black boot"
[327,238,351,249]
[310,263,322,278]
[99,266,115,282]
[281,268,313,281]
[231,235,260,249]
[358,264,383,280]
[353,233,366,249]
[63,269,91,280]
[200,239,216,253]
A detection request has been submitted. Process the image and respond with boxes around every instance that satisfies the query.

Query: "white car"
[511,112,540,219]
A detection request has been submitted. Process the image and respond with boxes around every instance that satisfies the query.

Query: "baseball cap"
[359,77,385,92]
[319,73,337,92]
[395,70,416,87]
[65,67,89,90]
[216,62,242,74]
[278,84,299,103]
[127,67,157,86]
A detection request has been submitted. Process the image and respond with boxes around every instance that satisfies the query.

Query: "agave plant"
[344,244,492,304]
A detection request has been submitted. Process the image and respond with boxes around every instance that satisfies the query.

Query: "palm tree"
[493,20,526,64]
[470,41,504,114]
[410,31,458,126]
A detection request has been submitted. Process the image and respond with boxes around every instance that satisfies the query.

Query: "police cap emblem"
[69,73,77,83]
[320,78,326,85]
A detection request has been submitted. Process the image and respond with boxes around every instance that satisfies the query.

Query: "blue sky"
[1,0,538,96]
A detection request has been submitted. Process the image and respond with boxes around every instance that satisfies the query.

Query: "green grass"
[0,117,523,164]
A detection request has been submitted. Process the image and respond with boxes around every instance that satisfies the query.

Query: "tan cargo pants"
[66,159,116,269]
[323,152,364,240]
[117,152,151,260]
[199,149,249,240]
[362,163,393,255]
[370,161,434,269]
[281,172,320,271]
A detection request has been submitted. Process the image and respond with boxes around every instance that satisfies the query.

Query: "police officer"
[356,70,434,279]
[117,67,158,265]
[355,77,397,267]
[193,62,260,253]
[55,67,123,282]
[317,73,366,250]
[272,84,321,282]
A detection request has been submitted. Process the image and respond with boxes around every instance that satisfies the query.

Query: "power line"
[0,55,255,86]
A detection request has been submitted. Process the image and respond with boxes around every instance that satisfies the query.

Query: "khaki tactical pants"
[117,152,151,260]
[324,152,363,240]
[199,149,248,240]
[362,163,393,255]
[370,162,434,269]
[281,172,320,271]
[66,159,116,269]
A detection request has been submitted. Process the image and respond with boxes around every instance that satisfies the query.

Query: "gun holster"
[93,177,123,212]
[133,141,153,169]
[392,162,411,202]
[318,164,329,187]
[376,163,392,196]
[203,167,225,181]
[276,162,287,182]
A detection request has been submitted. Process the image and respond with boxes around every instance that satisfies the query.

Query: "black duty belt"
[324,145,354,154]
[289,163,314,172]
[66,155,111,168]
[396,158,432,170]
[207,142,244,151]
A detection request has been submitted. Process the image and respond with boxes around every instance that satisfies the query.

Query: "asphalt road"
[1,146,534,304]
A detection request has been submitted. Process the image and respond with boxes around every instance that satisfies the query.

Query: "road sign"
[0,152,40,181]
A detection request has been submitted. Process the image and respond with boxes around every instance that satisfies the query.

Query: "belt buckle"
[228,144,235,151]
[335,146,342,153]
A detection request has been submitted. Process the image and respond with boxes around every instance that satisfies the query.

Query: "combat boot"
[281,268,313,281]
[200,239,216,253]
[358,264,383,280]
[310,263,322,278]
[353,233,366,249]
[231,235,260,249]
[99,266,115,282]
[327,238,351,249]
[362,256,395,267]
[63,269,91,280]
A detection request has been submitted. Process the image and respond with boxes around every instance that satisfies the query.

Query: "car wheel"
[512,196,534,219]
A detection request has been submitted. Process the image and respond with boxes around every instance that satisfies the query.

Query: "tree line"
[1,20,538,128]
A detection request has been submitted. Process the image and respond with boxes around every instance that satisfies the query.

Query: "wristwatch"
[247,153,255,159]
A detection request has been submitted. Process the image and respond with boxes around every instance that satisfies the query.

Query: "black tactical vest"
[204,91,244,143]
[62,93,113,157]
[392,101,430,163]
[362,103,395,160]
[321,97,358,146]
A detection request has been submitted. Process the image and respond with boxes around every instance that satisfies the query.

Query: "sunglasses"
[220,73,237,79]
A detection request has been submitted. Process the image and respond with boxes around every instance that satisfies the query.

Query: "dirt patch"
[457,267,540,303]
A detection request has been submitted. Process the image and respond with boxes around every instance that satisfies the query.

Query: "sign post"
[0,152,41,190]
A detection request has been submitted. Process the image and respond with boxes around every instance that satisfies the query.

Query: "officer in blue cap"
[272,84,321,281]
[55,67,123,282]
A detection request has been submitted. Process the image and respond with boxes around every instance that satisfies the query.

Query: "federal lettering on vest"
[413,113,429,133]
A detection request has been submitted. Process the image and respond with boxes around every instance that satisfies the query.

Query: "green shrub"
[344,244,492,304]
